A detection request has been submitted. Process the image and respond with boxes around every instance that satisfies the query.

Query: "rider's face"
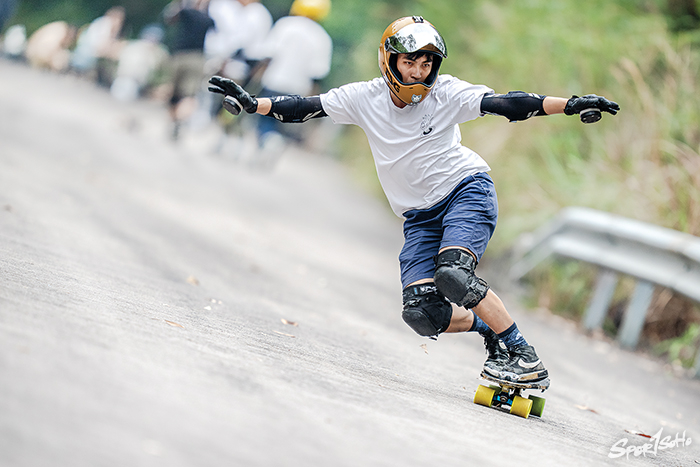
[396,53,433,83]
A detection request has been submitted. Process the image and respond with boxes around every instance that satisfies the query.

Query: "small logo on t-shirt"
[420,113,434,136]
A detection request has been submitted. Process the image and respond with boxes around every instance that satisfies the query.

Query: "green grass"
[654,323,700,369]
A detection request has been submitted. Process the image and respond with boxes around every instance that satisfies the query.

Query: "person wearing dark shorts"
[207,16,620,383]
[164,0,215,139]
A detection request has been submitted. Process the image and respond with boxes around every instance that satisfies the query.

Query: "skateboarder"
[208,16,619,384]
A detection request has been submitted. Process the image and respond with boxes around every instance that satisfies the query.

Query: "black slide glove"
[565,94,620,123]
[208,75,258,115]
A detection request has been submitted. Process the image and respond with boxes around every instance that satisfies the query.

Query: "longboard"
[473,371,550,418]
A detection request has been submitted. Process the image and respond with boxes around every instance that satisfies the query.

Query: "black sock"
[498,322,528,349]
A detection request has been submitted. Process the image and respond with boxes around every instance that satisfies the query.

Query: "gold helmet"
[378,16,447,105]
[290,0,331,22]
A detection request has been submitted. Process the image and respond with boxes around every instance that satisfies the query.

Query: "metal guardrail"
[509,207,700,376]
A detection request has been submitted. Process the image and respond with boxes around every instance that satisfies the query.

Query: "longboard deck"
[479,371,550,391]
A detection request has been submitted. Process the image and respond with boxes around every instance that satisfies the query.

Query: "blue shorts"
[399,173,498,288]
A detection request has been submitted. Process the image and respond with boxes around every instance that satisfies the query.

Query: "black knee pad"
[433,248,490,308]
[401,284,452,338]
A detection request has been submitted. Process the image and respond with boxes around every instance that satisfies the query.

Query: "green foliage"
[654,323,700,368]
[521,260,598,320]
[14,0,94,32]
[8,0,305,36]
[12,0,170,36]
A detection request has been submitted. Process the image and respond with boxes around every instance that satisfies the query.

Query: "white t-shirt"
[256,16,332,95]
[320,75,493,217]
[205,0,240,58]
[205,1,272,81]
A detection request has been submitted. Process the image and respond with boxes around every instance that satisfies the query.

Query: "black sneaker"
[481,329,509,378]
[498,345,549,383]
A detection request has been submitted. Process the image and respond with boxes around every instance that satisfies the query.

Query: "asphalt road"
[1,59,699,467]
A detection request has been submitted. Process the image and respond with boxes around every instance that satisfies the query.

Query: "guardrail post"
[583,269,618,331]
[618,280,655,349]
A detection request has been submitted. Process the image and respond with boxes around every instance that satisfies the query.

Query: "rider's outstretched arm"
[208,76,327,122]
[480,91,619,123]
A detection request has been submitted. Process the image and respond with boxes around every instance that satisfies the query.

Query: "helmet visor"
[384,22,447,58]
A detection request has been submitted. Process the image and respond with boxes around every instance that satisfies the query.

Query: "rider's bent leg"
[433,247,489,308]
[401,283,452,339]
[434,247,547,382]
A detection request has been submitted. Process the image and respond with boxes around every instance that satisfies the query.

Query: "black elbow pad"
[267,95,327,123]
[481,91,546,122]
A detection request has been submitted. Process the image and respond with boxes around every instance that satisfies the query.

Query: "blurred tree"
[0,0,19,32]
[12,0,172,37]
[260,0,293,21]
[117,0,170,37]
[666,0,700,30]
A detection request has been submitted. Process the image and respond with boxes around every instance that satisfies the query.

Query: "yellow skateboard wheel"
[510,395,533,418]
[474,385,495,407]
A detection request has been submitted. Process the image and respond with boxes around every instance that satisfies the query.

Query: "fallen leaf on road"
[420,344,428,354]
[625,429,652,438]
[574,404,599,414]
[186,276,199,286]
[273,331,295,338]
[164,320,184,328]
[281,319,298,326]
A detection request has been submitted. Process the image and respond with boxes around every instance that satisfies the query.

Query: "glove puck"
[223,96,242,116]
[580,108,601,124]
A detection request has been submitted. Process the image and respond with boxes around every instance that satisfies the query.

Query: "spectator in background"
[24,21,76,72]
[203,0,242,75]
[71,6,126,83]
[110,25,169,102]
[204,0,271,82]
[2,24,26,59]
[252,0,332,159]
[163,0,215,140]
[198,0,271,125]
